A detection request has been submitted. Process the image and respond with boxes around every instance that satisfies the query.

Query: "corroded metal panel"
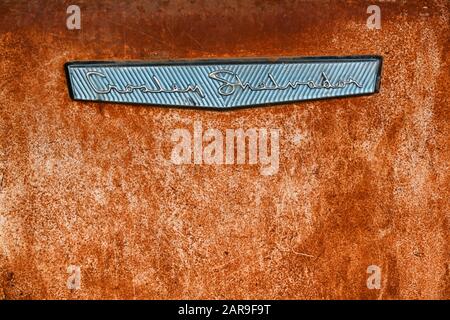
[0,0,448,300]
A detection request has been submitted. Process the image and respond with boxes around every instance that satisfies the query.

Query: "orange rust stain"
[0,0,449,299]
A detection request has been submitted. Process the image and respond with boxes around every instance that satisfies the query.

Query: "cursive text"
[208,69,363,96]
[85,71,205,98]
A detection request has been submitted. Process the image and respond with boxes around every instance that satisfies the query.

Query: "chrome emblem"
[65,56,382,108]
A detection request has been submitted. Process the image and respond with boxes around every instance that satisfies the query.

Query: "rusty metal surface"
[0,0,449,299]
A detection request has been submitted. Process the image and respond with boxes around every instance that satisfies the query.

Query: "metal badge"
[65,56,382,108]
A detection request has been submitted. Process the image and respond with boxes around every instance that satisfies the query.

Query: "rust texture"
[0,0,449,299]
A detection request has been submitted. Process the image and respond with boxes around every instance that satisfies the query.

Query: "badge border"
[65,55,383,109]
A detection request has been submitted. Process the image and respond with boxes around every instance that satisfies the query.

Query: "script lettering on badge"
[85,70,363,99]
